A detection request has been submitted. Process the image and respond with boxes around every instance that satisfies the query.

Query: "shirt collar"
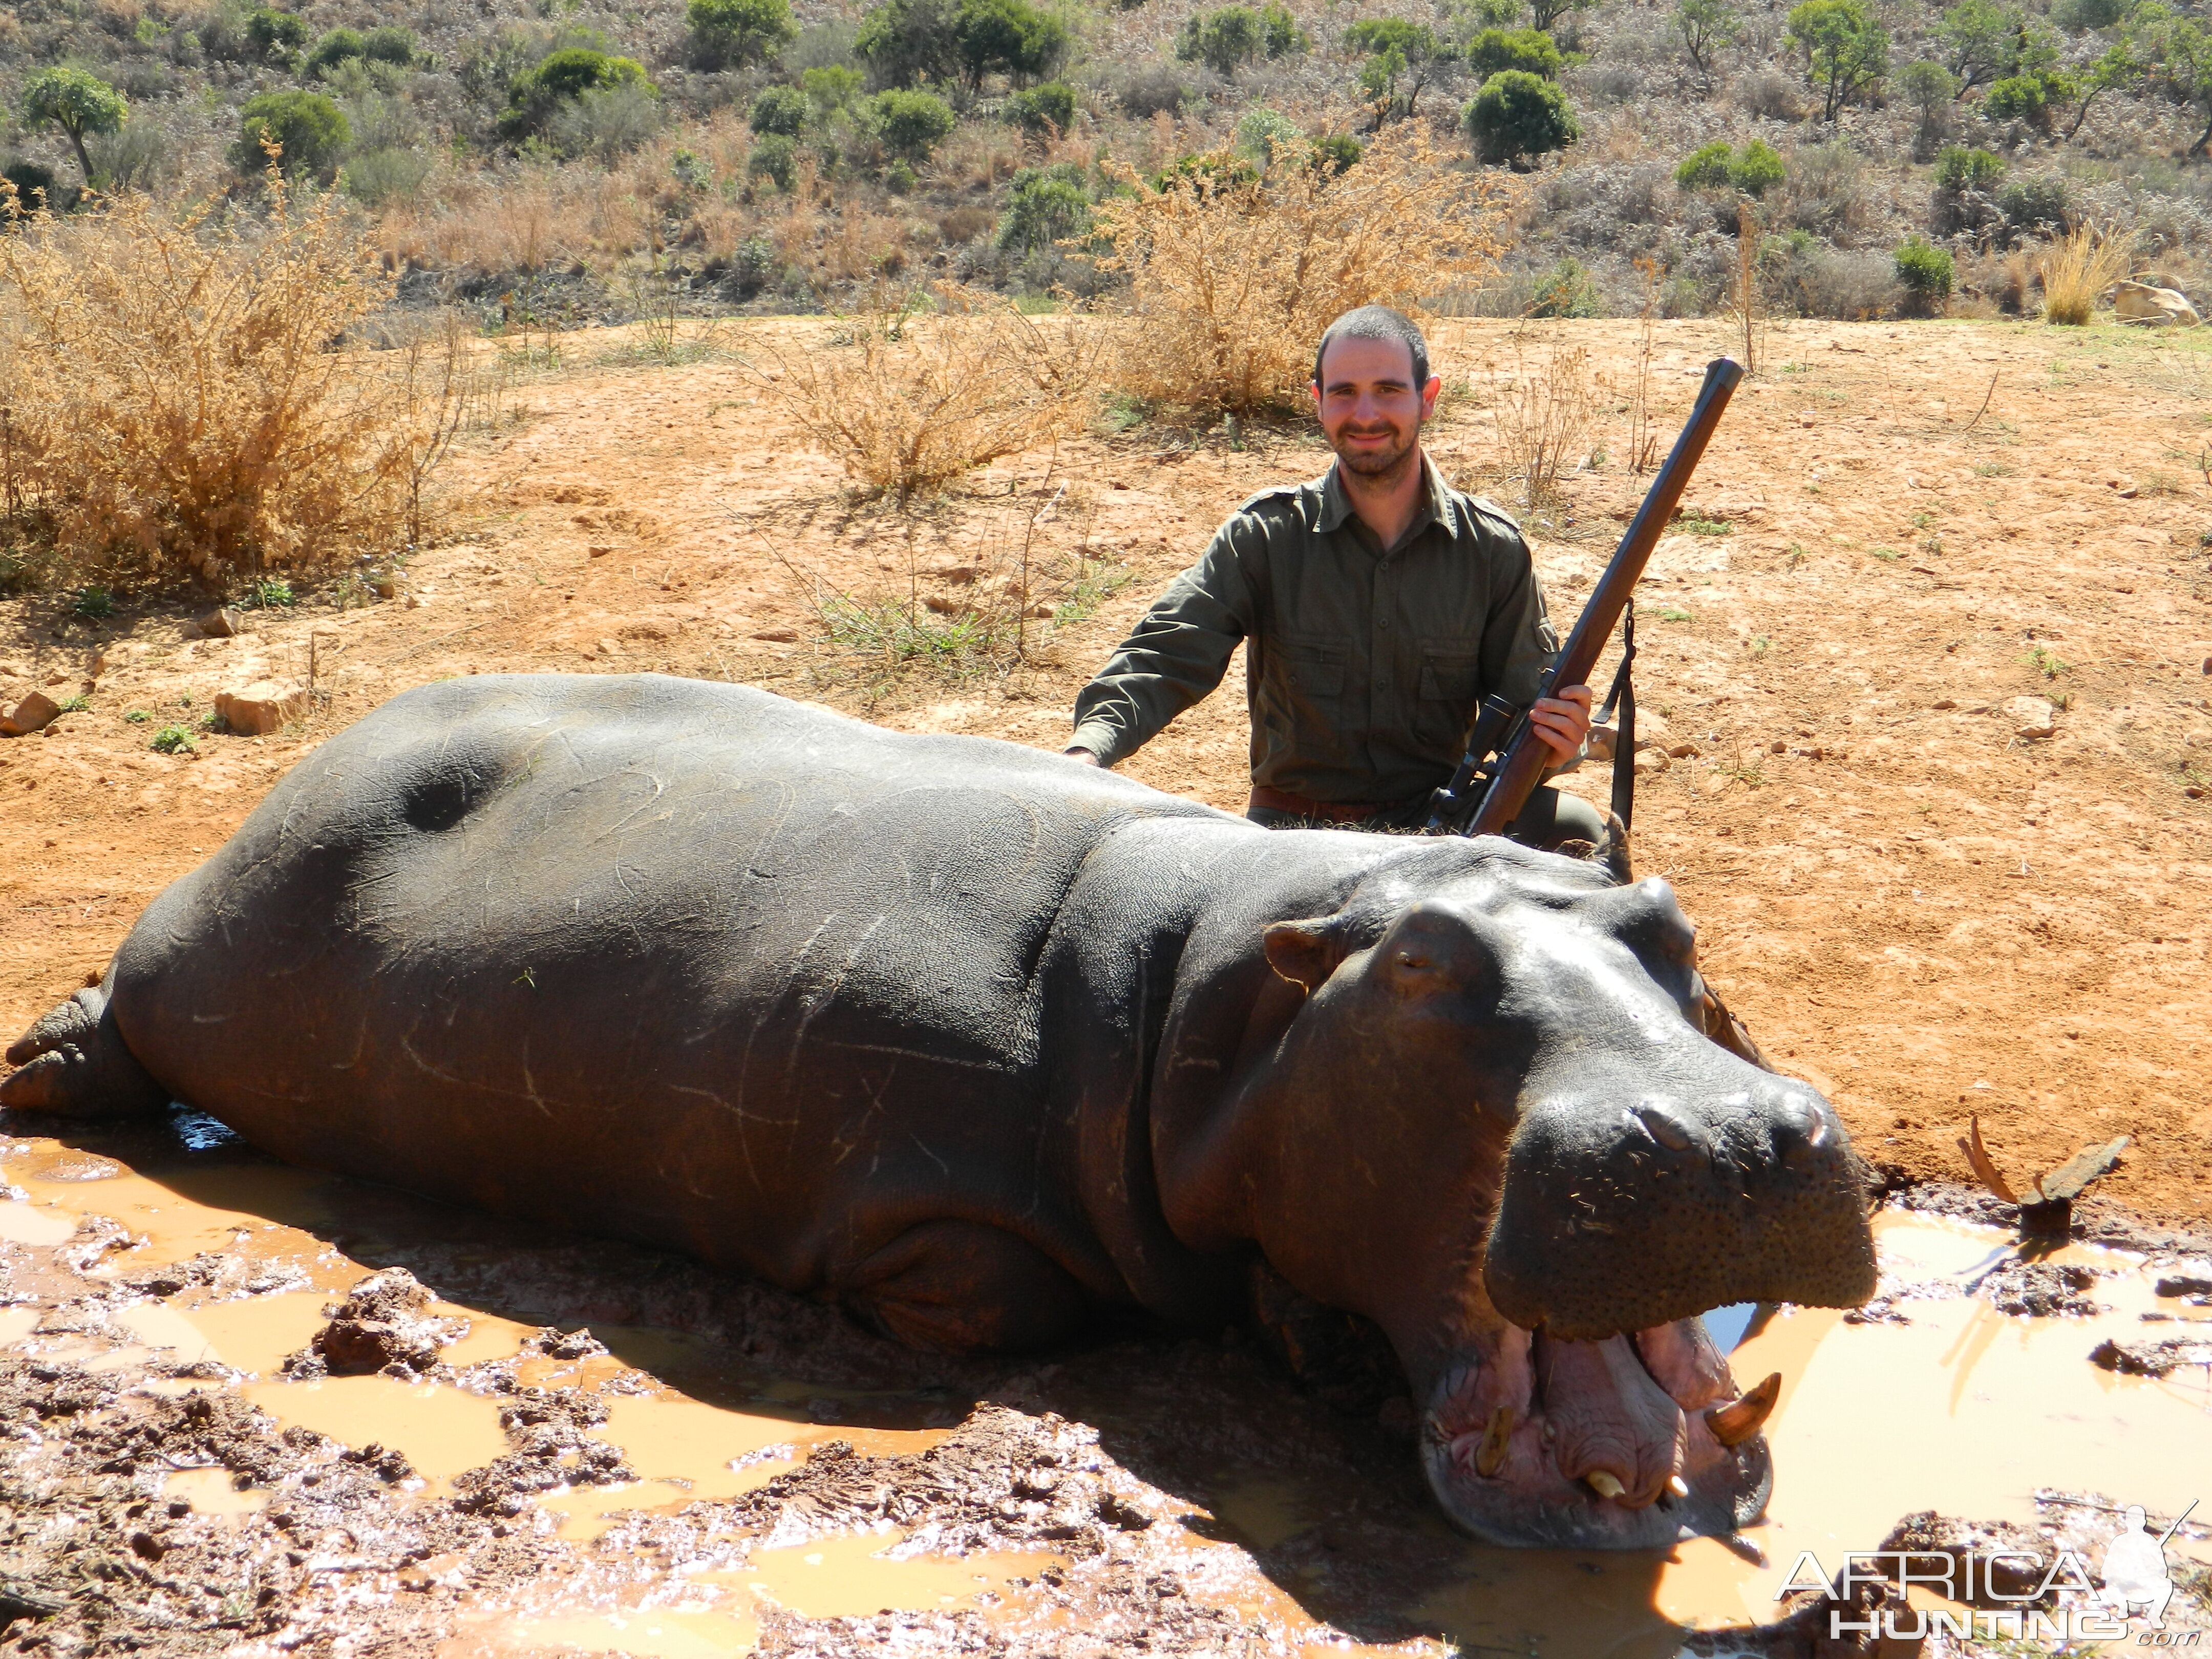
[1315,453,1461,543]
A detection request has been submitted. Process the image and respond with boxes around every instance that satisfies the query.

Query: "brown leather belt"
[1247,784,1408,825]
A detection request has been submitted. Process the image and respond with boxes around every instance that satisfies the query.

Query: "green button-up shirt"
[1070,457,1562,804]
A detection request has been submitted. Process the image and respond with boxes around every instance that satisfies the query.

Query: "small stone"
[0,690,61,737]
[587,546,613,558]
[2002,695,2056,739]
[594,639,621,658]
[215,679,308,736]
[1769,739,1786,753]
[1632,748,1669,776]
[752,628,800,644]
[1665,741,1701,759]
[1931,698,1958,710]
[197,607,243,639]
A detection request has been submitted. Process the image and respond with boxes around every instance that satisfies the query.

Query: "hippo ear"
[1262,918,1348,992]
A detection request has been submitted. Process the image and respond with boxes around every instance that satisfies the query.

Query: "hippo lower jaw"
[1419,1316,1774,1549]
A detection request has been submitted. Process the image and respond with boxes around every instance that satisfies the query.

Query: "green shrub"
[20,67,129,185]
[1983,71,2063,126]
[997,163,1091,251]
[1463,26,1562,78]
[748,130,798,188]
[341,144,433,205]
[502,49,654,140]
[548,79,663,161]
[1730,137,1785,195]
[243,576,295,608]
[1175,5,1306,77]
[1528,257,1601,316]
[1893,235,1954,311]
[2,159,61,211]
[1675,139,1733,190]
[306,27,367,75]
[870,88,956,162]
[1463,70,1579,165]
[722,235,780,296]
[1007,79,1078,132]
[244,6,308,63]
[151,724,197,755]
[749,83,811,135]
[1235,105,1302,161]
[1313,132,1362,174]
[1115,64,1191,115]
[233,90,350,178]
[362,27,416,65]
[1997,175,2068,236]
[803,65,865,114]
[688,0,799,70]
[2052,0,2123,29]
[1345,17,1446,65]
[72,584,116,619]
[953,0,1070,88]
[1933,144,2004,192]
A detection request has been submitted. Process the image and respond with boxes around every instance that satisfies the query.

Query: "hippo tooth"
[1474,1406,1515,1478]
[1704,1370,1782,1447]
[1667,1474,1690,1499]
[1586,1470,1627,1500]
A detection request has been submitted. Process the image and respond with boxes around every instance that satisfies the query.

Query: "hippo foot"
[1421,1314,1772,1549]
[1,985,169,1119]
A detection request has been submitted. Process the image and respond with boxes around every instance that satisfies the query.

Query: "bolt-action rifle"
[1426,357,1745,839]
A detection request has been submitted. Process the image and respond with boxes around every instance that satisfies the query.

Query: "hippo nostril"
[1635,1102,1697,1153]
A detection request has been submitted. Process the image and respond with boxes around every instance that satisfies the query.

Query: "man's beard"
[1330,422,1420,482]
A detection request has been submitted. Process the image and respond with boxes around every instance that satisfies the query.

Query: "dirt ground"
[4,314,2209,1220]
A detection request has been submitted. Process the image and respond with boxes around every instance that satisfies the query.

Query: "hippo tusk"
[1704,1371,1782,1447]
[1474,1406,1515,1478]
[1586,1470,1627,1500]
[1667,1474,1690,1499]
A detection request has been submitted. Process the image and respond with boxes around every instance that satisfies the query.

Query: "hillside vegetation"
[3,0,2209,325]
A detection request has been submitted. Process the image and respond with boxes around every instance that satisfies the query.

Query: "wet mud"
[1,1108,2207,1658]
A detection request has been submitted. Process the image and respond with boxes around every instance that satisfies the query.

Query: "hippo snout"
[1480,1065,1878,1343]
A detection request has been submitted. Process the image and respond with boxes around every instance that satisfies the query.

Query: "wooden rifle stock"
[1459,357,1743,838]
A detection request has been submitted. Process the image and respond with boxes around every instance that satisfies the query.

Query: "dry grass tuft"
[2038,226,2131,326]
[1491,334,1598,511]
[0,173,464,591]
[745,293,1102,504]
[1090,126,1515,418]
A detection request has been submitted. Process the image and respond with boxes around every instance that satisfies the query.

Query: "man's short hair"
[1312,305,1431,392]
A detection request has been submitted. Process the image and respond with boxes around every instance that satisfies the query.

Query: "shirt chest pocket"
[1278,639,1346,699]
[1417,643,1482,705]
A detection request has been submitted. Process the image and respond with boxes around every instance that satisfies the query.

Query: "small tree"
[1464,26,1562,76]
[1525,0,1589,31]
[870,88,956,162]
[234,90,350,179]
[21,68,129,186]
[1346,18,1449,119]
[1785,0,1888,121]
[749,84,811,135]
[856,0,961,87]
[1934,0,2054,96]
[803,64,866,115]
[2059,42,2139,140]
[1673,0,1740,89]
[1897,58,1958,154]
[1983,71,2062,129]
[952,0,1069,87]
[688,0,799,69]
[2126,4,2212,156]
[1463,70,1579,166]
[245,6,308,63]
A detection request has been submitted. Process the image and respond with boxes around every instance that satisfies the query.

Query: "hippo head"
[1162,839,1876,1549]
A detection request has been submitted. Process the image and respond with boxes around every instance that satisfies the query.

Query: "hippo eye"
[1396,952,1431,970]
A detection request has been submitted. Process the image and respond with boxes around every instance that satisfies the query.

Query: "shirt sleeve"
[1069,517,1265,768]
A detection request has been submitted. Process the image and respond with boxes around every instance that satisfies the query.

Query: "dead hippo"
[3,676,1875,1548]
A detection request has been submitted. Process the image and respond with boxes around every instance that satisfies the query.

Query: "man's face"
[1312,334,1443,480]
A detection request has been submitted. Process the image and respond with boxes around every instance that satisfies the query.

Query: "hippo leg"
[843,1220,1089,1354]
[2,983,169,1119]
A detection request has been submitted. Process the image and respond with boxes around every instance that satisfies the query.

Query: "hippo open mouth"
[1422,1316,1777,1549]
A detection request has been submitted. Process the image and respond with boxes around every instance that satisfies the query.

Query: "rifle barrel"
[1465,356,1743,838]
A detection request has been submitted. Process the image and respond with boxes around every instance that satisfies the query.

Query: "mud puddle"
[1,1110,2206,1656]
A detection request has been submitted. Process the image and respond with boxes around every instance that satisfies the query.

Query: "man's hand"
[1064,746,1102,767]
[1526,684,1594,765]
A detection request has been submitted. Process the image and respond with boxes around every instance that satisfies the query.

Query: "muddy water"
[3,1123,2207,1655]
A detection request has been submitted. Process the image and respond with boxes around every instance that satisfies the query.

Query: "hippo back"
[112,675,1239,1292]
